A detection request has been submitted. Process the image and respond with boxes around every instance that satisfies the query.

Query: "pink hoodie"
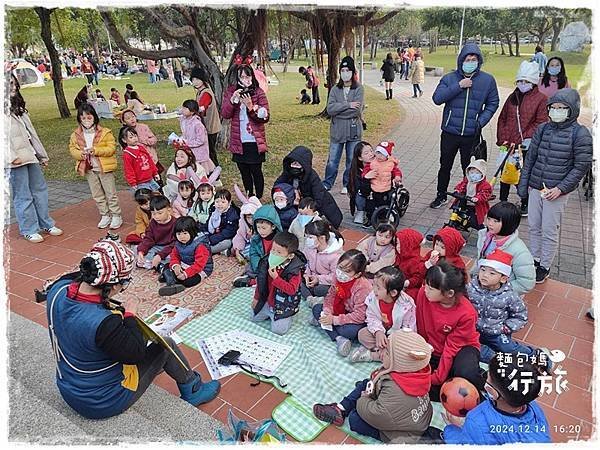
[179,114,209,164]
[304,233,344,285]
[232,196,262,251]
[134,123,158,162]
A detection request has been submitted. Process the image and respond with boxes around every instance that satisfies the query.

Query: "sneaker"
[361,218,371,229]
[158,284,186,296]
[353,210,365,224]
[221,248,232,257]
[534,347,553,372]
[520,203,528,217]
[24,233,44,243]
[340,187,348,195]
[350,346,373,363]
[307,315,319,326]
[109,215,123,229]
[306,296,324,308]
[313,403,345,427]
[335,336,352,357]
[586,308,594,320]
[97,216,111,229]
[233,275,250,288]
[534,260,540,268]
[429,196,448,209]
[419,90,423,97]
[44,226,63,236]
[535,266,550,284]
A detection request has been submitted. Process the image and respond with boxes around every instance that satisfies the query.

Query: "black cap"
[340,56,356,73]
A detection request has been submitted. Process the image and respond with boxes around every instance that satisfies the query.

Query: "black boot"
[385,89,389,100]
[389,88,393,99]
[159,268,185,296]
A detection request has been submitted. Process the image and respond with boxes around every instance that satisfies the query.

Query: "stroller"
[370,183,410,230]
[425,191,478,242]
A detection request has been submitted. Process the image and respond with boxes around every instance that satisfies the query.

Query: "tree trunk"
[34,7,70,118]
[514,31,520,57]
[504,34,513,57]
[551,17,563,52]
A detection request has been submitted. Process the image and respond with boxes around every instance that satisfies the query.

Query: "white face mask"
[548,108,569,123]
[81,119,95,129]
[336,268,352,283]
[340,71,352,82]
[305,237,316,249]
[274,200,287,210]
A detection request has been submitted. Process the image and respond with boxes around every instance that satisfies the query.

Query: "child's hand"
[154,174,161,181]
[364,170,378,179]
[428,252,440,266]
[442,411,466,427]
[319,313,333,326]
[393,176,402,185]
[251,298,258,309]
[176,271,187,281]
[268,267,278,279]
[471,197,478,203]
[151,255,162,268]
[137,253,145,266]
[375,331,388,349]
[140,233,145,239]
[404,279,410,288]
[306,275,318,287]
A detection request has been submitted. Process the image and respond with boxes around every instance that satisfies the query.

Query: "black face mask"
[289,167,304,177]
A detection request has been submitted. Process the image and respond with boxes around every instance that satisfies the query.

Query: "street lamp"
[458,6,466,53]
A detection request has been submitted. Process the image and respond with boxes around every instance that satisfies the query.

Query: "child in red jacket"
[452,157,492,230]
[119,126,160,192]
[416,261,484,402]
[394,228,426,300]
[424,227,466,271]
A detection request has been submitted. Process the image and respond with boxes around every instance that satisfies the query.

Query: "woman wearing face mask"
[324,56,364,194]
[538,56,570,98]
[517,88,592,283]
[496,61,548,216]
[221,58,269,199]
[190,67,222,166]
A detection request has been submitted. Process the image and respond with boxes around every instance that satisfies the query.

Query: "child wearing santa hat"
[363,141,403,222]
[451,157,492,230]
[467,249,544,364]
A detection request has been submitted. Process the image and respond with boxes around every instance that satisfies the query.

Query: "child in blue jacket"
[272,183,298,231]
[207,188,239,255]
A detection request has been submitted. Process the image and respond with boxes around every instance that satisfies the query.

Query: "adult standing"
[146,59,156,84]
[380,53,395,100]
[430,43,499,209]
[324,56,364,194]
[530,45,548,77]
[45,240,220,419]
[538,57,570,98]
[190,67,222,167]
[408,52,425,98]
[221,62,269,199]
[299,66,320,105]
[81,56,95,85]
[401,48,411,80]
[172,58,184,88]
[7,74,63,243]
[517,88,592,283]
[496,61,548,216]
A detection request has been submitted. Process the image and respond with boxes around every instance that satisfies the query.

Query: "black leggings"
[429,345,485,402]
[236,162,264,198]
[208,133,219,166]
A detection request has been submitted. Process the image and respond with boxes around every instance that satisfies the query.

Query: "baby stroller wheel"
[371,206,400,230]
[397,188,410,217]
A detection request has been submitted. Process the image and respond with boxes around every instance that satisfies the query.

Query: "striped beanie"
[82,239,134,286]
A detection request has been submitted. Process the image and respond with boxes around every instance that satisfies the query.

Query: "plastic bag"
[501,161,520,185]
[216,408,286,444]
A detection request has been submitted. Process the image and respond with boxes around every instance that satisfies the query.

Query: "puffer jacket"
[248,205,283,274]
[8,112,48,168]
[432,43,499,137]
[394,229,426,301]
[380,59,395,80]
[275,146,343,228]
[304,233,344,286]
[327,82,364,143]
[496,86,548,146]
[474,229,535,296]
[68,125,118,174]
[272,183,298,231]
[221,84,269,155]
[517,88,593,197]
[467,277,528,336]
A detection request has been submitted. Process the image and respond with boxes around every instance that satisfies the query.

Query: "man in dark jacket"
[430,43,499,209]
[517,88,592,283]
[276,146,343,228]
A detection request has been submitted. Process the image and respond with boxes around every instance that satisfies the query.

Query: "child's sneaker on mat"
[313,403,344,426]
[233,275,250,288]
[350,346,373,363]
[335,336,352,357]
[307,315,319,327]
[306,296,324,308]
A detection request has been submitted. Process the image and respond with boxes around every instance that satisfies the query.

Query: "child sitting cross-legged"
[443,352,551,444]
[467,249,540,363]
[251,231,306,335]
[158,216,213,297]
[125,188,153,245]
[351,266,416,363]
[358,223,397,278]
[310,250,371,356]
[288,197,321,252]
[313,329,434,443]
[207,188,240,255]
[136,195,177,270]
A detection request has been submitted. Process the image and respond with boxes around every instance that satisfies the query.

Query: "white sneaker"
[97,216,111,229]
[109,216,123,229]
[353,210,365,224]
[350,346,373,363]
[44,226,63,236]
[24,233,44,243]
[306,296,324,308]
[340,187,348,195]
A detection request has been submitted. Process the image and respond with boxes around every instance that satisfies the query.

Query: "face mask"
[547,66,561,76]
[336,268,352,283]
[305,236,316,248]
[289,167,304,177]
[462,61,478,74]
[268,252,287,269]
[549,108,569,123]
[274,200,287,210]
[298,214,312,227]
[468,172,483,183]
[81,119,94,129]
[516,82,533,93]
[340,71,352,82]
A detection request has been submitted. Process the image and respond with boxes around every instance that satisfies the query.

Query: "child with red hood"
[394,228,427,300]
[452,157,492,230]
[424,227,466,271]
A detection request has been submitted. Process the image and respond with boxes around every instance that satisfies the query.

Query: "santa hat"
[375,141,395,158]
[479,249,513,277]
[467,156,487,178]
[272,187,286,201]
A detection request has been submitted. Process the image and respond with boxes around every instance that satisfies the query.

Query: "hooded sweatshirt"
[424,227,466,271]
[272,183,298,231]
[364,291,417,335]
[394,229,427,300]
[232,196,262,252]
[357,235,396,275]
[248,205,283,274]
[304,232,344,286]
[432,43,500,137]
[275,146,343,228]
[453,158,492,225]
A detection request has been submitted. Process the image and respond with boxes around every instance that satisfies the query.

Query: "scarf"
[208,208,223,234]
[332,278,356,316]
[390,366,432,396]
[481,232,511,258]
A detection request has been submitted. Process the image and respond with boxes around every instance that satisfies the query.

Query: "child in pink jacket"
[231,184,262,264]
[179,99,215,175]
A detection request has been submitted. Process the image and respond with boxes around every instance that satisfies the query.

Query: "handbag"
[470,124,488,161]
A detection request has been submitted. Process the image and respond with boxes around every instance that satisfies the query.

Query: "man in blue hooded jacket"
[430,43,499,209]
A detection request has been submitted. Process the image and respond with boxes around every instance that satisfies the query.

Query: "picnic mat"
[177,287,449,442]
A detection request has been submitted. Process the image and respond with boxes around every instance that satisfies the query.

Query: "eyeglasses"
[548,106,569,111]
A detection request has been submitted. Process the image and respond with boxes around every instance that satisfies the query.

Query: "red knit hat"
[480,249,513,276]
[375,141,395,157]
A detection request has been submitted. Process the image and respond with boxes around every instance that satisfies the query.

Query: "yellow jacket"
[134,206,151,236]
[69,125,118,174]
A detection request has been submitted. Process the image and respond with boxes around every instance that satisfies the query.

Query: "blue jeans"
[149,73,156,84]
[340,379,381,440]
[479,333,535,364]
[355,193,366,212]
[323,140,359,189]
[9,164,55,236]
[312,303,365,341]
[250,303,293,335]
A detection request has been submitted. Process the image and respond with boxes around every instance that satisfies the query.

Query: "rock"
[559,22,590,52]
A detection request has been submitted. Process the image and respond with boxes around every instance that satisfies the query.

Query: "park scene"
[4,2,596,445]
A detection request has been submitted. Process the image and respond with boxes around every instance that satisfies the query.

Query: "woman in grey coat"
[517,88,592,283]
[323,56,364,194]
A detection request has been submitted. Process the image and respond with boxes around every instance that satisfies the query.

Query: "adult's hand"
[241,94,254,110]
[231,89,243,104]
[459,78,473,89]
[545,187,562,201]
[350,101,361,109]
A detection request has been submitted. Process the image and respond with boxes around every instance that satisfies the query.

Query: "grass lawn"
[24,72,399,191]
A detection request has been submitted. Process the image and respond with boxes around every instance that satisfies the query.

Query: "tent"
[11,59,45,88]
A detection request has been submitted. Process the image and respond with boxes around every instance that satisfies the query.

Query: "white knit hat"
[516,61,540,85]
